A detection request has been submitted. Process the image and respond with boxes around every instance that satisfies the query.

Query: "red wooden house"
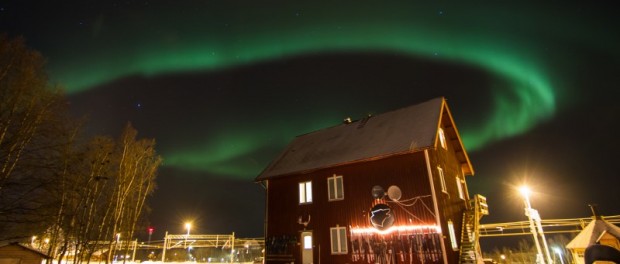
[256,97,487,264]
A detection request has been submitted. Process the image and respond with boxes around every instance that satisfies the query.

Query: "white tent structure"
[566,216,620,264]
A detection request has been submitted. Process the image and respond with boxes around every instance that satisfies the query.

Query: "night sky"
[1,1,618,244]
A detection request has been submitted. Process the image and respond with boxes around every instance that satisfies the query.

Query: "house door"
[301,231,313,264]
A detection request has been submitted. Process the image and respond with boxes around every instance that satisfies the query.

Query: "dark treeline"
[1,35,161,264]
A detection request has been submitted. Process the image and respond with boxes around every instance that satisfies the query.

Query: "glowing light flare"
[350,224,441,235]
[185,222,192,235]
[519,186,532,199]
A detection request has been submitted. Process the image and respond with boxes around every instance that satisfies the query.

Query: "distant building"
[566,215,620,264]
[0,243,51,264]
[256,97,488,263]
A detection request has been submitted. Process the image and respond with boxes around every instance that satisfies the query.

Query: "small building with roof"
[0,242,51,264]
[256,97,488,264]
[566,215,620,264]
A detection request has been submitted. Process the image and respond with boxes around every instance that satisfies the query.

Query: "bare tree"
[104,123,160,264]
[47,125,160,264]
[0,34,75,240]
[1,36,162,264]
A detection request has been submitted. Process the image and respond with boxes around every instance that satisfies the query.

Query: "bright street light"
[519,186,531,200]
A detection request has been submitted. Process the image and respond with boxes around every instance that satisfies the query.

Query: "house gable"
[437,100,474,176]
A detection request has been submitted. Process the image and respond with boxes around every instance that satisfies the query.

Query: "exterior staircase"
[459,194,488,264]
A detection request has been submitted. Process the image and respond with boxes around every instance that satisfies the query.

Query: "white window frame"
[327,175,344,201]
[330,226,348,254]
[447,220,458,251]
[299,181,312,204]
[456,176,465,200]
[438,127,447,149]
[437,166,447,193]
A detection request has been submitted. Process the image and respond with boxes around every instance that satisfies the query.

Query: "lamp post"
[535,211,553,264]
[184,223,191,246]
[185,223,192,261]
[114,233,121,262]
[520,186,550,264]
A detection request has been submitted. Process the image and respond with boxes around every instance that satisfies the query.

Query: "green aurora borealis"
[16,2,615,178]
[5,0,620,236]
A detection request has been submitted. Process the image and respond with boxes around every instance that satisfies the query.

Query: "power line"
[479,215,620,237]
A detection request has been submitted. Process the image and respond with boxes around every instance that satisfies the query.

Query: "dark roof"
[566,218,620,249]
[0,242,53,259]
[256,97,473,180]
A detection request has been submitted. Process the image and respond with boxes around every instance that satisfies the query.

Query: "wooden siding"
[265,150,468,263]
[426,121,471,264]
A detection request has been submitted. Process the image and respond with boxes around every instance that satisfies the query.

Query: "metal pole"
[524,196,545,264]
[186,225,191,261]
[161,231,168,262]
[230,232,235,264]
[114,233,120,263]
[534,210,553,264]
[132,240,137,262]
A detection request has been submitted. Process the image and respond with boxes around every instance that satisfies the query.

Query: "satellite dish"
[387,185,402,201]
[371,185,385,199]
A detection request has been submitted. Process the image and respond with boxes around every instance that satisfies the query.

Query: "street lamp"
[519,186,552,264]
[553,247,565,264]
[114,233,121,262]
[185,223,192,261]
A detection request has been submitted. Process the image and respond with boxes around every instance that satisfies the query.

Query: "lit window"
[328,175,344,201]
[438,127,447,149]
[447,220,458,250]
[438,167,447,193]
[330,226,348,254]
[457,177,465,200]
[299,181,312,204]
[303,235,312,249]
